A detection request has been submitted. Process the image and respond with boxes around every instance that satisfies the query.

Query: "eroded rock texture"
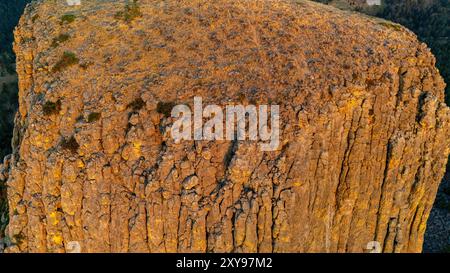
[2,0,449,253]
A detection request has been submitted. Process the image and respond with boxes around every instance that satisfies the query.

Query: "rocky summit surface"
[1,0,449,253]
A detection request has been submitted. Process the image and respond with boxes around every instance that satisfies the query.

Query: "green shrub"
[87,112,101,123]
[60,14,76,24]
[42,99,62,115]
[114,0,142,23]
[52,51,79,73]
[51,33,70,48]
[378,21,403,31]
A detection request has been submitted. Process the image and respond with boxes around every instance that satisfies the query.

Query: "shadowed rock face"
[1,0,449,253]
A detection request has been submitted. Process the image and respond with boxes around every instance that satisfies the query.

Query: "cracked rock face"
[2,0,449,253]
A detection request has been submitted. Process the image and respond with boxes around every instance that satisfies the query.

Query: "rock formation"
[1,0,449,253]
